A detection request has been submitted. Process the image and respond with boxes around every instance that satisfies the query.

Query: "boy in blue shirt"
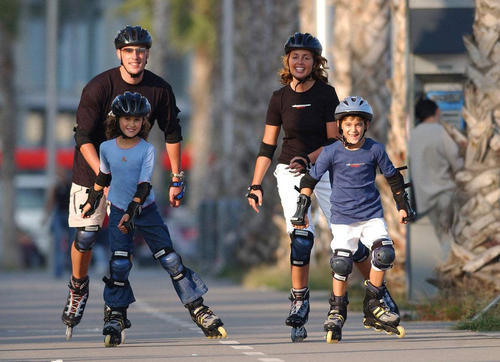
[292,96,414,342]
[81,92,226,347]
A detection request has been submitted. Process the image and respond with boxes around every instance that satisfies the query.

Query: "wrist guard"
[134,182,152,203]
[290,194,311,226]
[123,201,142,233]
[170,180,185,200]
[394,191,417,222]
[80,187,104,217]
[246,184,263,203]
[95,171,111,187]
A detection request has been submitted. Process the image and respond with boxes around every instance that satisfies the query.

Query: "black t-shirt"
[265,80,339,164]
[72,67,182,187]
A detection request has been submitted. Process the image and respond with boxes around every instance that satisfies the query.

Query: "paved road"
[1,269,498,362]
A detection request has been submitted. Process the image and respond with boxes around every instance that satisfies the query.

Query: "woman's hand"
[286,156,309,176]
[247,189,263,213]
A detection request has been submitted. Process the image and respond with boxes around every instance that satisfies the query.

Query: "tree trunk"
[438,0,500,291]
[211,0,299,266]
[0,21,21,269]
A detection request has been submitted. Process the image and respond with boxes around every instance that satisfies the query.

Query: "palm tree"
[438,0,500,291]
[216,0,300,266]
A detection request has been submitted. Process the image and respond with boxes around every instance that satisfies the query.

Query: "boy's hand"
[118,214,131,234]
[398,209,408,224]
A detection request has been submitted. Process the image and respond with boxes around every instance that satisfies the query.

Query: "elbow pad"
[300,173,319,190]
[258,142,277,160]
[95,171,111,187]
[134,182,152,204]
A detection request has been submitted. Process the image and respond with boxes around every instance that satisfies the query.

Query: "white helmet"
[335,96,373,122]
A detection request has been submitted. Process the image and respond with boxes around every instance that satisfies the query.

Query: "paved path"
[1,270,498,362]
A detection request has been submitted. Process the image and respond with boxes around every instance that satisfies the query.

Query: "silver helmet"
[334,96,373,122]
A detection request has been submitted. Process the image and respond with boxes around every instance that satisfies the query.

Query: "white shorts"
[274,163,331,234]
[330,217,392,259]
[68,183,107,228]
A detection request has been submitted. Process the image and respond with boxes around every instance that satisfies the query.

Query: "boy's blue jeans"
[104,203,207,308]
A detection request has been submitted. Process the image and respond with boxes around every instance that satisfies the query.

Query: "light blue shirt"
[100,138,155,210]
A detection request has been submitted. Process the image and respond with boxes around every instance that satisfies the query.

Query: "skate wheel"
[396,325,405,338]
[65,326,73,341]
[217,326,227,339]
[290,326,307,342]
[375,327,383,332]
[104,334,114,347]
[326,330,339,344]
[385,331,393,335]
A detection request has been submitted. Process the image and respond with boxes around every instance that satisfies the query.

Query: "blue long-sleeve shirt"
[309,138,397,224]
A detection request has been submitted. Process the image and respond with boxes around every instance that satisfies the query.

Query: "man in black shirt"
[62,25,185,339]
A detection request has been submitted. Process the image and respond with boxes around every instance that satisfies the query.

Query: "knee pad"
[330,249,353,281]
[154,249,186,281]
[371,239,395,270]
[290,229,314,266]
[353,241,369,263]
[106,251,132,287]
[74,225,100,251]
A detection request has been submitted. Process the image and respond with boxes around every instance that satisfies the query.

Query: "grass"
[414,289,500,331]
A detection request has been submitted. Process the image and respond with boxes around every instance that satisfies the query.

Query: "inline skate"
[285,288,309,342]
[381,281,399,315]
[103,305,129,347]
[186,298,227,339]
[323,294,348,343]
[61,276,89,340]
[362,280,405,337]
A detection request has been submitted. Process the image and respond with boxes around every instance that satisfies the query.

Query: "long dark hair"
[279,52,329,85]
[104,112,151,140]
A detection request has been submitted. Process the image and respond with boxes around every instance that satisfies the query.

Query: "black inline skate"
[381,281,399,315]
[185,298,227,339]
[285,288,310,342]
[103,305,129,347]
[61,276,89,340]
[362,280,405,337]
[323,294,348,343]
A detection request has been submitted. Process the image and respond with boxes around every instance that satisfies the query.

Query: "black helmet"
[284,32,322,55]
[111,92,151,117]
[114,25,152,49]
[335,96,373,122]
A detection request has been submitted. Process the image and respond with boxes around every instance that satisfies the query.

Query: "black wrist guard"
[393,191,417,222]
[290,194,311,226]
[80,187,104,217]
[123,201,142,233]
[246,184,263,202]
[134,182,152,204]
[95,171,111,187]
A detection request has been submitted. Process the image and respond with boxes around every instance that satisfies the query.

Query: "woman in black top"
[246,32,396,342]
